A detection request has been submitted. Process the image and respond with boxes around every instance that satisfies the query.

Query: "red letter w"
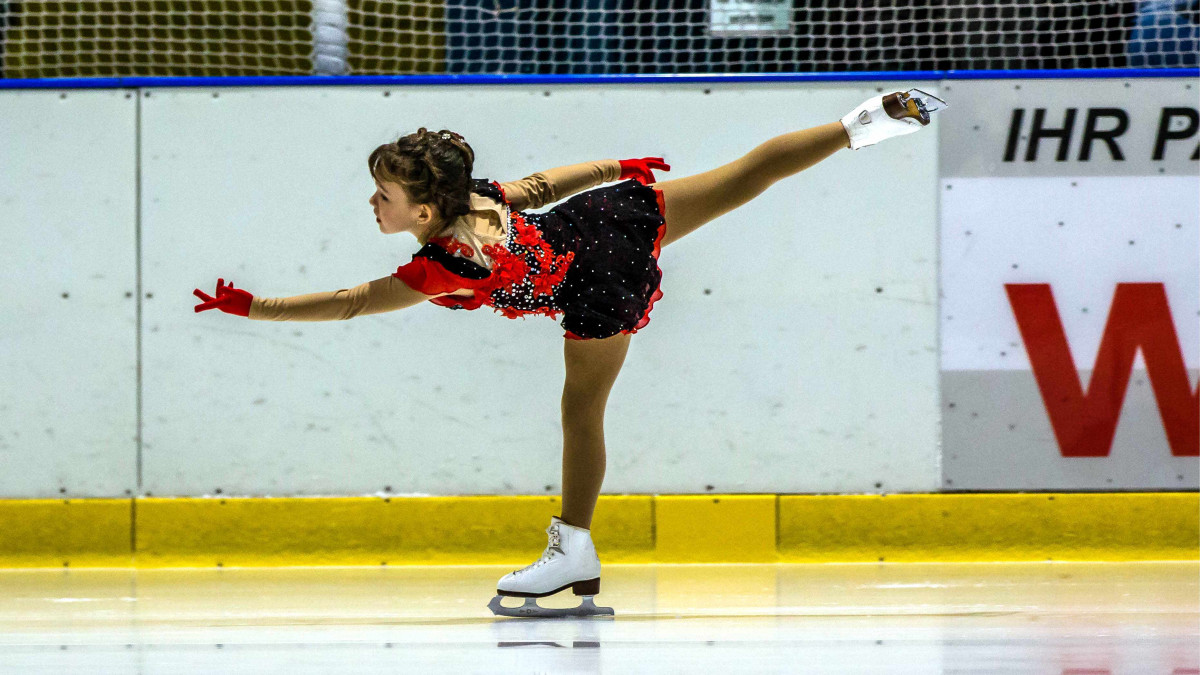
[1005,283,1198,457]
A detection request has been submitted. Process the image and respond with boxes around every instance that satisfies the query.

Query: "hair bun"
[368,128,475,235]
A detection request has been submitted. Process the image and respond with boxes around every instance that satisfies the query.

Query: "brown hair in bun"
[368,127,475,243]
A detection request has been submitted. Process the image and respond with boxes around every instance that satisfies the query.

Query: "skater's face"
[370,179,438,239]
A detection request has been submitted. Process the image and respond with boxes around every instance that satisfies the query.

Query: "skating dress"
[391,177,667,340]
[248,160,668,339]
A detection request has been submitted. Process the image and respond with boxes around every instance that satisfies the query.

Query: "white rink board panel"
[0,90,138,498]
[140,83,940,496]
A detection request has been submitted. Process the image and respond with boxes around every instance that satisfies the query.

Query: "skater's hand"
[618,157,670,185]
[193,278,253,317]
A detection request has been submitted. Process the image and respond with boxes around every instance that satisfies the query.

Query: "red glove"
[618,157,670,185]
[193,278,253,317]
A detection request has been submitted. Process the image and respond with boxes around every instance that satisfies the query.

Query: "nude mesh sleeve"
[498,159,622,211]
[249,275,428,321]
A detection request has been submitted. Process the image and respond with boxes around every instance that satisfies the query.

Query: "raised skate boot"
[840,88,948,150]
[488,516,614,618]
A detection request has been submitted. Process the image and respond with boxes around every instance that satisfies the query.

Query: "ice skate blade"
[899,88,948,125]
[488,595,615,619]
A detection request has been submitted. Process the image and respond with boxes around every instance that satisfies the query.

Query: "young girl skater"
[194,89,946,618]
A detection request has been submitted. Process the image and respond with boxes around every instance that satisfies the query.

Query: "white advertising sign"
[939,78,1199,490]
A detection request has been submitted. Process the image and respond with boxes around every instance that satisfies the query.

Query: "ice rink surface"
[0,562,1195,674]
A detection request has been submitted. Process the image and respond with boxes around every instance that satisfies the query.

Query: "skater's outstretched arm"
[193,275,456,321]
[499,159,622,212]
[498,157,671,211]
[248,275,451,321]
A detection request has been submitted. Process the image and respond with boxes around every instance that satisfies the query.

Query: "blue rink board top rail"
[1,68,1198,90]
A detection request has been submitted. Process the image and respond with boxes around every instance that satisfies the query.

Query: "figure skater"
[193,89,947,618]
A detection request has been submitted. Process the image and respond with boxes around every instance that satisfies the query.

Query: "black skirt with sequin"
[521,178,668,340]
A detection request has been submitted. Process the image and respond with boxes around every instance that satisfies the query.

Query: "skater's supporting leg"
[559,331,632,530]
[650,121,850,249]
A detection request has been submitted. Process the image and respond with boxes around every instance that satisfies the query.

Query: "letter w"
[1004,283,1198,457]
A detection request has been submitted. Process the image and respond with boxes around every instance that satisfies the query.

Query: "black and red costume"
[394,178,667,340]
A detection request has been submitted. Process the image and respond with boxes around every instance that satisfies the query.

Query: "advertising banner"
[939,77,1199,490]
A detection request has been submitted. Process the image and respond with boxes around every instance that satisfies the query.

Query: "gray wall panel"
[939,78,1198,178]
[943,369,1199,490]
[0,90,138,498]
[140,83,941,496]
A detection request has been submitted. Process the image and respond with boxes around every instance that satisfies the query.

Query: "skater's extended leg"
[649,89,946,248]
[649,121,850,248]
[559,331,632,530]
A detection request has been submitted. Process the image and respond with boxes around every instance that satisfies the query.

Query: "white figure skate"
[488,516,614,619]
[840,88,948,150]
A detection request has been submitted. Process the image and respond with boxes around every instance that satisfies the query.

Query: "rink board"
[0,89,139,498]
[0,493,1194,567]
[0,82,940,498]
[0,79,1194,525]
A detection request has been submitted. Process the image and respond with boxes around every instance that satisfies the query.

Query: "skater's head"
[368,128,475,243]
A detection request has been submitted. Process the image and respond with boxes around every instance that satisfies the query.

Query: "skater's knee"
[561,393,607,427]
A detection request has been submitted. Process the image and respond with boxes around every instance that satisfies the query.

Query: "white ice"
[0,562,1195,674]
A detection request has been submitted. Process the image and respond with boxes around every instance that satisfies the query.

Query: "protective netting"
[0,1,317,77]
[0,0,1195,79]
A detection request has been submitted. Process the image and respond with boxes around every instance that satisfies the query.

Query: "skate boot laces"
[512,523,564,577]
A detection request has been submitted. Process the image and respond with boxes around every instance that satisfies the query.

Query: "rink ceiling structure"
[0,71,1196,568]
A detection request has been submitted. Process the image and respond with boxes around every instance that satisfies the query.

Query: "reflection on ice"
[0,562,1194,674]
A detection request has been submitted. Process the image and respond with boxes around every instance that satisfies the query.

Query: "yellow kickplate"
[0,499,131,567]
[778,493,1200,562]
[655,495,777,563]
[0,493,1194,567]
[135,495,653,567]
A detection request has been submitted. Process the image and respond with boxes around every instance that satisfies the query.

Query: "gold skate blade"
[488,594,615,619]
[902,88,949,124]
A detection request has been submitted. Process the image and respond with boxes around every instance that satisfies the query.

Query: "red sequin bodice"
[425,180,574,320]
